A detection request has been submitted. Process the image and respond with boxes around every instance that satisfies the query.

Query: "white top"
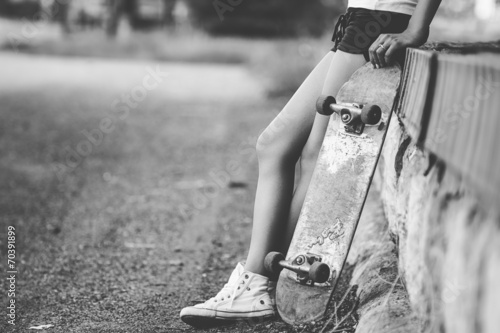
[348,0,418,15]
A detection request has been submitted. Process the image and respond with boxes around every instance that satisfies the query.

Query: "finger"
[379,35,395,67]
[370,36,382,68]
[384,40,401,66]
[368,44,376,68]
[377,45,387,68]
[374,35,392,68]
[369,35,385,68]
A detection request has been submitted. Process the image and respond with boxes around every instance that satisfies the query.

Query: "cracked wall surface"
[372,113,500,333]
[347,47,500,333]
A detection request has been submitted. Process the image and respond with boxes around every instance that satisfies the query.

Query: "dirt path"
[0,53,360,333]
[0,53,272,332]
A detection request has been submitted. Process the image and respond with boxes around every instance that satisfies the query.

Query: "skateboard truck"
[265,252,331,285]
[316,95,382,135]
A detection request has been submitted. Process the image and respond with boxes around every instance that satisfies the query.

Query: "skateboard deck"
[269,63,401,324]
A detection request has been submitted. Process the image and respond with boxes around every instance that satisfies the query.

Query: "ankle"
[244,262,269,278]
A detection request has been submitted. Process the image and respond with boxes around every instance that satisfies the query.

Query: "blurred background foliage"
[0,0,499,97]
[0,1,41,18]
[185,0,344,37]
[0,0,346,37]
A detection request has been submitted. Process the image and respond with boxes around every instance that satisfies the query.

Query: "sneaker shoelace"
[208,275,248,308]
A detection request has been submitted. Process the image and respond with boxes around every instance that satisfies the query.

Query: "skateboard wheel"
[264,252,285,274]
[309,262,330,283]
[361,104,382,125]
[316,96,336,116]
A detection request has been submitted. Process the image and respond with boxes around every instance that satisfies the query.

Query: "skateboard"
[264,63,402,324]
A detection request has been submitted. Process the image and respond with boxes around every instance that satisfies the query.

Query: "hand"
[369,28,429,68]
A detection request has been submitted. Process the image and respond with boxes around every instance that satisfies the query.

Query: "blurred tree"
[0,0,41,18]
[185,0,344,37]
[105,0,124,36]
[54,0,71,34]
[105,0,138,36]
[162,0,177,27]
[105,0,177,35]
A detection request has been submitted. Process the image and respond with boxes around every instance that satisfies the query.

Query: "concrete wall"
[375,113,500,333]
[368,48,500,333]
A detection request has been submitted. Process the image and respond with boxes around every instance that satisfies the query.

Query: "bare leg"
[245,51,366,275]
[244,52,334,275]
[284,52,366,247]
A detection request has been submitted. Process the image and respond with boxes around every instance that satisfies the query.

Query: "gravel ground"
[0,53,358,333]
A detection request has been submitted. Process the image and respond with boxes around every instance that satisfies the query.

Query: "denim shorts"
[331,8,411,61]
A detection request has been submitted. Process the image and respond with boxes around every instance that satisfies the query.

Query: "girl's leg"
[244,52,335,275]
[180,51,367,327]
[283,51,367,247]
[245,51,366,276]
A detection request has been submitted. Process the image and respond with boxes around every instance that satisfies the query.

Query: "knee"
[256,128,296,165]
[256,129,277,161]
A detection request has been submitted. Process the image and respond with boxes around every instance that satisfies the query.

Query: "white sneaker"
[180,263,275,328]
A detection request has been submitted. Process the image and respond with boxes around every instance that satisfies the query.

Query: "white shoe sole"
[181,311,275,329]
